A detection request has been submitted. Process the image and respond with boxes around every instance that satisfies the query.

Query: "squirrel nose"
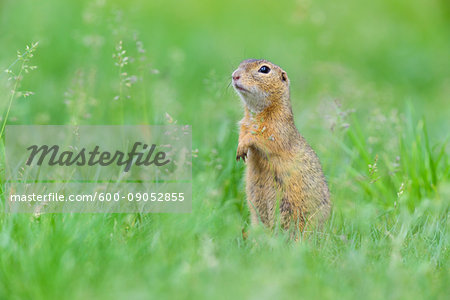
[232,72,240,81]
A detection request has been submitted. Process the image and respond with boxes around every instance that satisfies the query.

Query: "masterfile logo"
[4,125,192,213]
[26,142,170,171]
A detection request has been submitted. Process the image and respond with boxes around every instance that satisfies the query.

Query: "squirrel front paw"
[236,143,248,162]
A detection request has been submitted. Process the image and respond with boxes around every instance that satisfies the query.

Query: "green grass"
[0,0,449,299]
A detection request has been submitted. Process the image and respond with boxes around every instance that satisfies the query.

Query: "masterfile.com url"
[10,192,99,202]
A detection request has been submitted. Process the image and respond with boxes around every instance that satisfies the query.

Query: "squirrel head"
[232,59,290,113]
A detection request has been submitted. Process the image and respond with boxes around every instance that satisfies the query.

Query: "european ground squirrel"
[232,59,330,234]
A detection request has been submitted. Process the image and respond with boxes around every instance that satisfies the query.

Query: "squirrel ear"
[281,71,288,82]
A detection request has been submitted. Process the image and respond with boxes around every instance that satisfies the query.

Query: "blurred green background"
[0,0,449,299]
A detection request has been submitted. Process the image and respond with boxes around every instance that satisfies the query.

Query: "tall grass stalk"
[1,42,38,139]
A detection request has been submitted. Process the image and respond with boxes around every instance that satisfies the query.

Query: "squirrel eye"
[258,65,271,74]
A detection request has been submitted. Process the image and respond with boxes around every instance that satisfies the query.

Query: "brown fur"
[232,59,330,234]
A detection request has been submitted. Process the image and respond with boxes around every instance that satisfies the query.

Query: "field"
[0,0,449,299]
